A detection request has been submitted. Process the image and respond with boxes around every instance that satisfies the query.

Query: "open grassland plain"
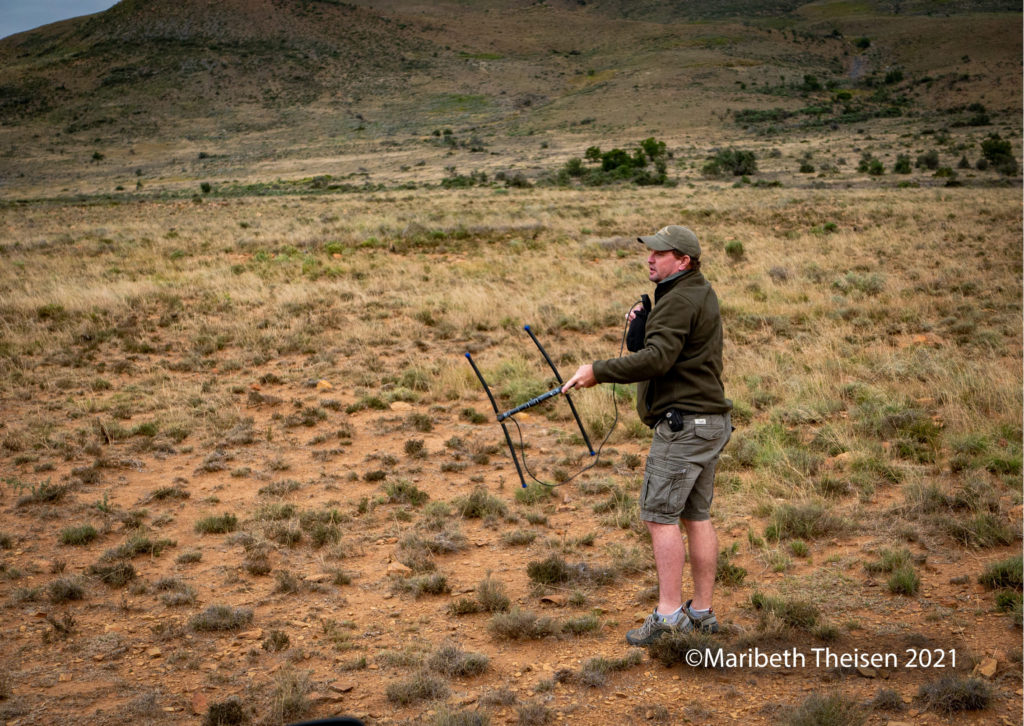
[0,185,1020,725]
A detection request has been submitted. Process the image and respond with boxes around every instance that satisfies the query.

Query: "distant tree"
[893,155,912,174]
[981,134,1018,175]
[916,150,940,170]
[703,148,757,177]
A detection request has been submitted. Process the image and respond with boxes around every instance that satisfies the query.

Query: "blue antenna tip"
[523,324,531,331]
[464,352,471,358]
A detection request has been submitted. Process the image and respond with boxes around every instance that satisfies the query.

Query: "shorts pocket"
[641,457,689,517]
[693,421,724,441]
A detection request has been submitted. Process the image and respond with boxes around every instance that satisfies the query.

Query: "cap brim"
[638,235,673,251]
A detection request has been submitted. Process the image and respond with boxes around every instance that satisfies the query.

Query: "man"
[562,224,732,645]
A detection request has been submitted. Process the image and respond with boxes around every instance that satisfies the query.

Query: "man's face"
[647,249,688,283]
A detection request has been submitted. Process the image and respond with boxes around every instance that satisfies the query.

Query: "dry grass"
[0,182,1019,724]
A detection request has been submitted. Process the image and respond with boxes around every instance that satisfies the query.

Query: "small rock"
[975,657,998,678]
[329,683,355,694]
[316,380,333,391]
[147,647,162,658]
[390,401,412,411]
[387,561,412,576]
[856,666,876,678]
[190,692,209,715]
[58,673,72,682]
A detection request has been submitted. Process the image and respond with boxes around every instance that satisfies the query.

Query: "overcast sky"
[1,1,119,40]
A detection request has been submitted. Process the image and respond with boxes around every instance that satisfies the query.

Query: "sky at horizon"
[1,1,119,40]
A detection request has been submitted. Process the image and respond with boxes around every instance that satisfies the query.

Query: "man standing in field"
[562,224,732,645]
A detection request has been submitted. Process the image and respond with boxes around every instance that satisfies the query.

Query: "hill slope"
[0,0,1019,196]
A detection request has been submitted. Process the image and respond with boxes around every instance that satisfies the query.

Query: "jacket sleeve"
[592,292,695,384]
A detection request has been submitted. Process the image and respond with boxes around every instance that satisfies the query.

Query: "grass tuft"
[979,555,1023,590]
[918,675,992,713]
[189,605,253,631]
[782,691,866,726]
[195,513,238,534]
[385,669,449,706]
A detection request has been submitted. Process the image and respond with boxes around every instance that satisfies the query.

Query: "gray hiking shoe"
[685,599,719,634]
[625,610,691,646]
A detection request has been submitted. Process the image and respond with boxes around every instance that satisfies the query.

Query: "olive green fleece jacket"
[592,271,731,427]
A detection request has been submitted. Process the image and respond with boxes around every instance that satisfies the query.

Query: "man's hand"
[562,364,597,393]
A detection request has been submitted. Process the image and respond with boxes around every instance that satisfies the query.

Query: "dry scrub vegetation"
[0,185,1020,725]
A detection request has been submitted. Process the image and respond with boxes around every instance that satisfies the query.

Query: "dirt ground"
[0,339,1020,726]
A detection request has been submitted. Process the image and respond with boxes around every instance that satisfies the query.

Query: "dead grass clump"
[565,650,643,687]
[88,561,137,587]
[647,630,730,668]
[765,501,846,541]
[433,707,490,726]
[918,675,992,713]
[516,701,551,726]
[203,697,248,726]
[273,570,303,594]
[103,534,175,560]
[145,486,190,502]
[384,479,430,506]
[428,642,490,677]
[869,688,905,712]
[189,605,253,632]
[781,691,866,726]
[750,592,819,629]
[269,667,311,723]
[476,576,511,612]
[501,529,537,546]
[392,572,450,597]
[385,669,449,706]
[488,608,560,640]
[262,629,290,652]
[155,577,197,606]
[455,487,508,519]
[526,554,615,588]
[47,576,86,604]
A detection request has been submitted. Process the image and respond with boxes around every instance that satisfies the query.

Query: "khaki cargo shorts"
[639,412,731,524]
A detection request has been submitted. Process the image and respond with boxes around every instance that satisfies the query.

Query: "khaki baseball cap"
[638,225,701,259]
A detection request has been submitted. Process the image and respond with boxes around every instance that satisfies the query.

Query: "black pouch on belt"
[664,408,686,432]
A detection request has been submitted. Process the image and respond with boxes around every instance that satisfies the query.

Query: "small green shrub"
[455,487,508,519]
[61,524,99,546]
[195,513,238,534]
[978,556,1022,590]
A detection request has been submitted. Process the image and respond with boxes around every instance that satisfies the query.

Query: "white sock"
[657,606,684,624]
[688,604,711,617]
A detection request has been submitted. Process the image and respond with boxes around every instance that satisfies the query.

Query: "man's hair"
[670,249,701,272]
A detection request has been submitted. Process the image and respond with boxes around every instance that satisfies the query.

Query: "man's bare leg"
[681,518,717,611]
[645,520,684,615]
